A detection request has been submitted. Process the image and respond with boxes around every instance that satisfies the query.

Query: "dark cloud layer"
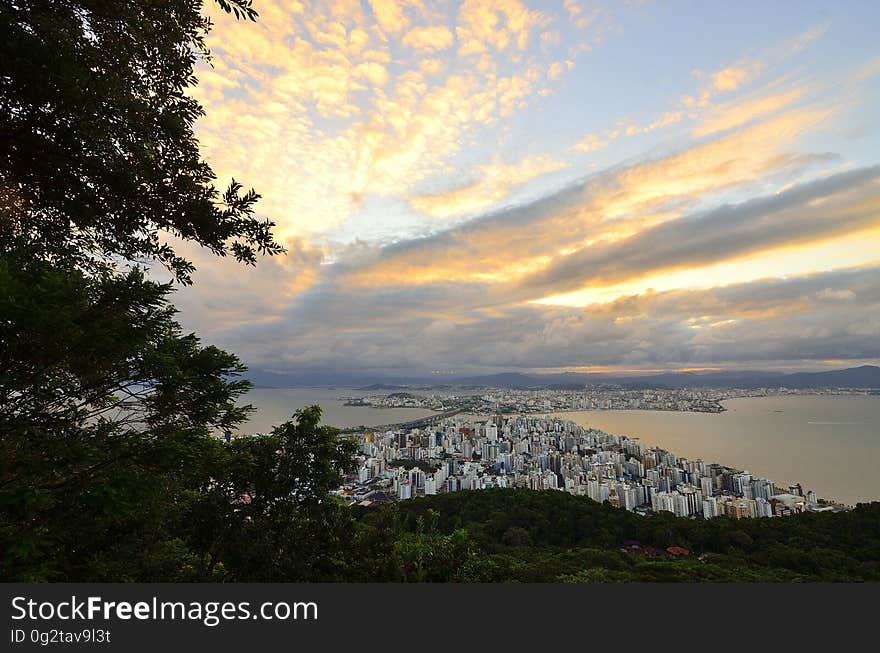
[518,166,880,295]
[199,262,880,375]
[173,165,880,376]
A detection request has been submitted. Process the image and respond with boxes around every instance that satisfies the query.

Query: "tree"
[1,0,282,283]
[0,2,358,582]
[183,406,360,581]
[0,256,254,580]
[0,255,251,437]
[501,526,531,547]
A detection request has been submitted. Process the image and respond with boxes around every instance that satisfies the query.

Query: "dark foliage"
[352,489,880,582]
[0,1,356,582]
[1,0,283,283]
[180,406,360,581]
[0,245,359,581]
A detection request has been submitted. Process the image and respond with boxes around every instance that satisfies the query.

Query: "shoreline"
[550,396,880,506]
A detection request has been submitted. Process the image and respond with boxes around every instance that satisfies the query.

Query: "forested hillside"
[350,489,880,582]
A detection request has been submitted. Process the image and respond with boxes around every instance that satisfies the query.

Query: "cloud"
[786,23,828,55]
[175,4,880,376]
[694,86,804,136]
[574,56,777,147]
[410,154,568,218]
[685,60,764,111]
[710,66,754,92]
[196,261,880,374]
[456,0,546,55]
[418,57,445,75]
[192,0,582,244]
[548,61,565,80]
[355,61,390,86]
[852,54,880,84]
[169,237,326,339]
[518,166,880,297]
[349,106,836,287]
[591,31,827,145]
[193,6,849,250]
[563,0,600,30]
[629,111,684,135]
[575,133,608,152]
[368,0,410,34]
[173,160,880,376]
[402,25,455,52]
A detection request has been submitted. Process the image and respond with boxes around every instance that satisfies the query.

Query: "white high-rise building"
[486,424,498,442]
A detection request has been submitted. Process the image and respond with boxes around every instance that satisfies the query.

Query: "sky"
[172,0,880,378]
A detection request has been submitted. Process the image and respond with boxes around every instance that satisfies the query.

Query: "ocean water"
[554,394,880,505]
[238,387,438,433]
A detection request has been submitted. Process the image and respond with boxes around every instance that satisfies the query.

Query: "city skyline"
[343,411,832,516]
[171,0,880,377]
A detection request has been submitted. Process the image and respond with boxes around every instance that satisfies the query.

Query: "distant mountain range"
[247,365,880,390]
[449,365,880,390]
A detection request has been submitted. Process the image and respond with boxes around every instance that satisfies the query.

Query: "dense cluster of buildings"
[338,385,870,417]
[477,388,728,413]
[340,413,842,519]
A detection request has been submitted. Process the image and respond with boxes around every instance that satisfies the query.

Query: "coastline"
[551,395,880,506]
